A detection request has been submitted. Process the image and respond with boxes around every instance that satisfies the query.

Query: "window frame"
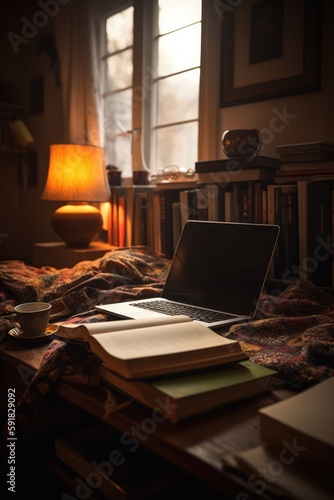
[100,0,220,176]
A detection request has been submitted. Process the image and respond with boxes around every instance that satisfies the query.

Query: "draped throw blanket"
[0,246,170,333]
[1,246,334,434]
[224,279,334,388]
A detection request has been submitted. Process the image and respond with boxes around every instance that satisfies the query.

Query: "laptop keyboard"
[130,300,236,323]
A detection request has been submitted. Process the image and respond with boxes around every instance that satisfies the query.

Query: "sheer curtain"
[54,0,103,147]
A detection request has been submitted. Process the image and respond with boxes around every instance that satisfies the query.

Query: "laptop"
[96,221,279,328]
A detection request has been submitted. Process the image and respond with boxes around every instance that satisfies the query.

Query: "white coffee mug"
[13,302,52,336]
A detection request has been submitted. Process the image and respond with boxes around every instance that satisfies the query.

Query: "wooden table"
[0,337,292,498]
[33,241,115,268]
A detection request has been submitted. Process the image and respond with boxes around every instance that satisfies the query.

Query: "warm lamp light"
[42,144,111,248]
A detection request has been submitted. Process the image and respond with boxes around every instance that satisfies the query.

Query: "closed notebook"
[259,377,334,459]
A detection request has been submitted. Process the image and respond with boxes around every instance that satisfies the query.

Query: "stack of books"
[275,141,334,182]
[195,156,280,183]
[55,317,277,423]
[222,377,334,499]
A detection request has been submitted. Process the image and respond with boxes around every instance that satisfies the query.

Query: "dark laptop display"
[96,221,279,328]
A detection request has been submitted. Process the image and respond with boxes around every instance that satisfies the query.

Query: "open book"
[56,315,247,379]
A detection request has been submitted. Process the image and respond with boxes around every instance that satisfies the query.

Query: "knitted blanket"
[0,246,170,336]
[1,248,334,435]
[0,246,170,435]
[224,279,334,389]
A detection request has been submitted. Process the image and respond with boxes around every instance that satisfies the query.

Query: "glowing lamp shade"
[42,144,111,248]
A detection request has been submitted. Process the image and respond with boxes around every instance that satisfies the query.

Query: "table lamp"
[41,144,111,248]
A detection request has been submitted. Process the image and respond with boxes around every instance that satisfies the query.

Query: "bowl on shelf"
[222,129,262,159]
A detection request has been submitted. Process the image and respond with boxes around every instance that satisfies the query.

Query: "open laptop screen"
[162,221,279,317]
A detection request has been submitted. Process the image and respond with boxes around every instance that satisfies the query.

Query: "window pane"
[156,122,198,170]
[106,7,133,52]
[158,24,201,76]
[159,0,201,34]
[158,69,200,125]
[105,136,132,177]
[105,50,133,93]
[104,90,132,136]
[104,7,133,178]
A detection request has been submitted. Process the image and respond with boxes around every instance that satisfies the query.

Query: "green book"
[100,360,277,423]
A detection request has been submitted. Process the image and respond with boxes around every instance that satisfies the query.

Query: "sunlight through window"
[103,1,202,176]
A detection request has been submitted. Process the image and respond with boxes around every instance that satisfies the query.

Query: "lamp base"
[52,204,103,249]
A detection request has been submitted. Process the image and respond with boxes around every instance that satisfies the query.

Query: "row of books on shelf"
[107,176,334,287]
[107,178,274,255]
[274,142,334,286]
[269,179,334,288]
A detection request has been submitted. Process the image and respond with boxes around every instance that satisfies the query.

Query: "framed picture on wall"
[220,0,323,108]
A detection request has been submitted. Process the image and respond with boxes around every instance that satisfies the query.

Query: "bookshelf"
[108,159,334,288]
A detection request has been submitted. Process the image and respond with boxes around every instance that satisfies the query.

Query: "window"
[102,0,202,177]
[153,0,201,171]
[103,6,134,178]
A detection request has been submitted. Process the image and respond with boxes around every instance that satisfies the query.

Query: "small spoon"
[10,328,24,337]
